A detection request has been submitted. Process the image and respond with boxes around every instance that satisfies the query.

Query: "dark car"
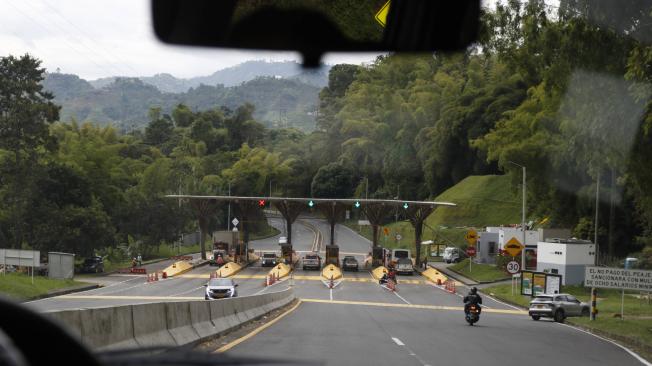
[342,256,359,271]
[80,256,104,273]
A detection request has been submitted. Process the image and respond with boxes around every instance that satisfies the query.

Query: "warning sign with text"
[584,266,652,291]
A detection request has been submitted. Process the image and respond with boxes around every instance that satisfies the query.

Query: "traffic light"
[354,201,361,208]
[403,202,409,209]
[258,199,266,207]
[308,200,314,207]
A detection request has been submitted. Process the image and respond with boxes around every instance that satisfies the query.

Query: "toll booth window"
[551,268,558,274]
[488,242,496,255]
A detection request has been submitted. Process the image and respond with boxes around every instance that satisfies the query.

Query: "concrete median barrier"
[371,266,388,280]
[215,262,242,277]
[80,306,138,350]
[421,267,448,284]
[46,309,83,341]
[132,302,175,347]
[268,263,291,279]
[208,299,230,334]
[165,301,200,345]
[219,297,242,330]
[162,260,194,277]
[189,301,216,339]
[321,264,343,281]
[45,288,294,351]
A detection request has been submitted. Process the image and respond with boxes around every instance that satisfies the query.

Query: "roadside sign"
[395,234,402,241]
[521,270,562,297]
[466,247,476,257]
[383,227,390,236]
[584,266,652,291]
[231,218,239,227]
[503,237,524,257]
[375,1,391,27]
[465,229,478,246]
[358,220,370,226]
[506,260,520,274]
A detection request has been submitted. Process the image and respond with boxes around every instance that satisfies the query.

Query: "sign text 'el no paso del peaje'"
[584,266,652,291]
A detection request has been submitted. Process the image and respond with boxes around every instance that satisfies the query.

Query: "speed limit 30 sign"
[506,261,520,274]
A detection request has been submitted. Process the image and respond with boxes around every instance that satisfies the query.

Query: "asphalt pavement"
[23,216,650,366]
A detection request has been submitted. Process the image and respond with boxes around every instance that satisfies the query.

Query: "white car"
[204,278,238,300]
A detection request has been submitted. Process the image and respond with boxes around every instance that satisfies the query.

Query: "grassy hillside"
[344,175,522,258]
[428,175,521,228]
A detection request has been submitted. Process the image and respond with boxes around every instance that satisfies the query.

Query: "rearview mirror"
[152,0,480,66]
[203,284,208,287]
[235,284,239,287]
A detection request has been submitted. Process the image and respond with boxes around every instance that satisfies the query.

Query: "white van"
[443,247,462,263]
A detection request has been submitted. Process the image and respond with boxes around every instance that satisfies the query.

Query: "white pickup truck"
[392,249,414,275]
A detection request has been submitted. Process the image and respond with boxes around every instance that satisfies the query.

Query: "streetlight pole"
[227,182,231,231]
[509,161,527,272]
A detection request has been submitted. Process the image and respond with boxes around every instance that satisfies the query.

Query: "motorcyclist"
[379,272,389,285]
[387,267,398,284]
[463,287,482,315]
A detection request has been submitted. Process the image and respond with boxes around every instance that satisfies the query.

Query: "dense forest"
[43,73,321,132]
[2,0,652,265]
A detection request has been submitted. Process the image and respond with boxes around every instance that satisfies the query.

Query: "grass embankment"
[344,175,520,260]
[485,283,652,359]
[449,259,510,282]
[0,273,89,301]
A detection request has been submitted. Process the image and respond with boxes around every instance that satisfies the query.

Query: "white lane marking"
[168,286,204,297]
[479,292,519,311]
[557,323,652,366]
[329,288,333,301]
[24,276,145,303]
[393,291,412,305]
[389,336,431,366]
[253,277,288,295]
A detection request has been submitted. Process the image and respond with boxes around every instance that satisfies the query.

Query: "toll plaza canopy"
[167,195,456,264]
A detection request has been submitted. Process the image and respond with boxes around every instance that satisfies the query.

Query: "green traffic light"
[355,201,361,208]
[308,200,314,207]
[403,202,408,209]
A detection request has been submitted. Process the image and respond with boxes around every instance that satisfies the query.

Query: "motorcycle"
[465,304,480,325]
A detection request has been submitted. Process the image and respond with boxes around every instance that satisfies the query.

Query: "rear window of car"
[533,296,553,302]
[394,251,408,258]
[306,255,318,259]
[263,254,276,258]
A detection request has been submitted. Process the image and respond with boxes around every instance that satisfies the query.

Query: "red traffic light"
[258,199,266,207]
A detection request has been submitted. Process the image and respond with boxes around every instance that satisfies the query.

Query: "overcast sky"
[0,0,381,80]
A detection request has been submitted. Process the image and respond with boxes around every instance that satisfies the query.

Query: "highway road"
[25,216,649,366]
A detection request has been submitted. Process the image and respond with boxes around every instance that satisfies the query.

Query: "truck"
[302,253,322,270]
[210,231,239,265]
[391,249,414,275]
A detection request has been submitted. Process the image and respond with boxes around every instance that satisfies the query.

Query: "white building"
[536,239,596,285]
[477,227,572,267]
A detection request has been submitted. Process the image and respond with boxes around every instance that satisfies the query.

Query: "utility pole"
[594,171,600,265]
[227,182,231,231]
[509,161,527,272]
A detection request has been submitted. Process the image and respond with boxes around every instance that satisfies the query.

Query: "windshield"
[208,279,233,287]
[3,1,652,365]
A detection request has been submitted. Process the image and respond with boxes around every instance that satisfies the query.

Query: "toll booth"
[325,245,339,266]
[372,247,385,267]
[281,244,293,264]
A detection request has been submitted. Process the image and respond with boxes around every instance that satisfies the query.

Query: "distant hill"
[428,175,522,228]
[89,60,331,93]
[43,74,320,131]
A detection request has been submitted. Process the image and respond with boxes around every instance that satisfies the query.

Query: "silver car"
[528,293,590,322]
[204,278,238,300]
